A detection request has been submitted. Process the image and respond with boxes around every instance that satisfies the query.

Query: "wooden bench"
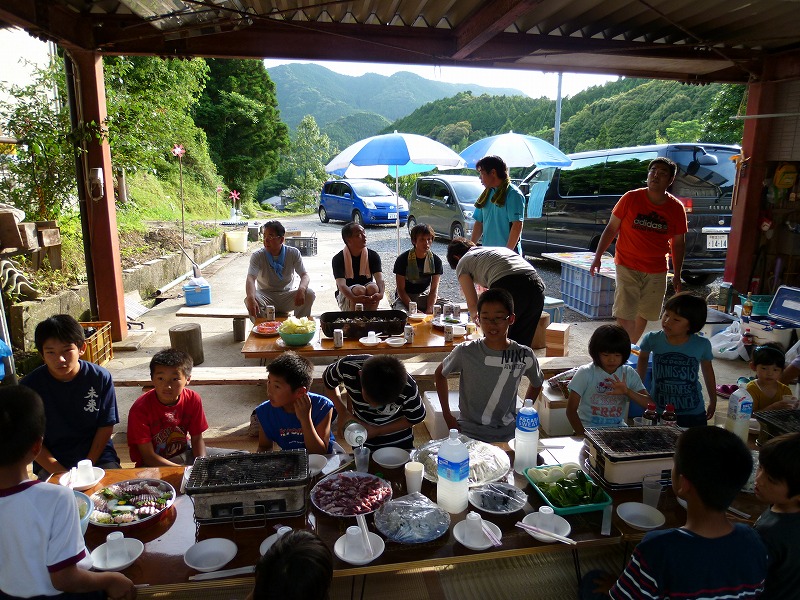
[175,306,250,340]
[111,355,589,388]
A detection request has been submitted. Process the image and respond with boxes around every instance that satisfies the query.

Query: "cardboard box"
[532,312,550,349]
[535,387,573,436]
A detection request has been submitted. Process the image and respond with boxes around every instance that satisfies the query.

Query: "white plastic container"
[437,429,469,513]
[225,231,247,252]
[725,384,753,443]
[344,421,368,448]
[513,399,540,473]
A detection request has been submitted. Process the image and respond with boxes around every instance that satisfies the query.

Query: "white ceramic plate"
[251,324,280,337]
[184,538,238,572]
[386,336,406,347]
[259,527,292,555]
[90,538,144,571]
[453,519,502,551]
[521,511,572,543]
[308,454,328,476]
[617,502,666,531]
[60,467,105,491]
[372,447,410,468]
[333,531,385,565]
[359,336,381,347]
[432,315,468,328]
[408,313,427,320]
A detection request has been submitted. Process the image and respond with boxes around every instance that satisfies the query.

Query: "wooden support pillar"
[724,81,775,292]
[70,49,127,341]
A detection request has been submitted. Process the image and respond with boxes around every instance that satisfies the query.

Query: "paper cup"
[404,461,424,494]
[77,460,94,485]
[344,526,366,561]
[642,474,662,508]
[105,531,128,568]
[464,512,485,547]
[537,505,556,532]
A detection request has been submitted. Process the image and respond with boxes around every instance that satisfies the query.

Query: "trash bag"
[709,321,746,360]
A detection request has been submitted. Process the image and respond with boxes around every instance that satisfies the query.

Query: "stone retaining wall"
[9,235,226,352]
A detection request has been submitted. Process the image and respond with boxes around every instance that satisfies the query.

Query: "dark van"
[520,143,740,285]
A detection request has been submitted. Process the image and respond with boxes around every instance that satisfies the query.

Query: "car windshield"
[449,180,484,205]
[350,180,394,197]
[669,146,738,199]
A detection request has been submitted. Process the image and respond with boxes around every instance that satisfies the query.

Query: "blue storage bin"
[543,296,565,323]
[183,283,211,306]
[560,264,615,320]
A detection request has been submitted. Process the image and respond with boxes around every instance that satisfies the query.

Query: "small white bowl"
[452,326,467,337]
[308,454,328,476]
[617,502,666,531]
[386,336,406,347]
[184,538,238,572]
[90,538,144,571]
[521,511,572,543]
[60,467,105,492]
[372,447,410,468]
[359,336,381,347]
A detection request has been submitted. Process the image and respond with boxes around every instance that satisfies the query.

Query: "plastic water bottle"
[344,421,368,448]
[513,399,540,474]
[436,429,469,513]
[725,384,753,443]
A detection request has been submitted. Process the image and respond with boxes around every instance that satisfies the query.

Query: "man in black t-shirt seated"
[331,222,384,311]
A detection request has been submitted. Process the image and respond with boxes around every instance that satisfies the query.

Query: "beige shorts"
[613,264,667,322]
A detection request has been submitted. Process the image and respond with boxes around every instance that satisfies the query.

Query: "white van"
[520,143,740,285]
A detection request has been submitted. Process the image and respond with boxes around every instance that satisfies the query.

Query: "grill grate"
[186,450,307,494]
[754,409,800,435]
[584,426,680,459]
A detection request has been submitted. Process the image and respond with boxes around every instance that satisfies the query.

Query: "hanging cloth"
[405,249,435,281]
[343,246,370,280]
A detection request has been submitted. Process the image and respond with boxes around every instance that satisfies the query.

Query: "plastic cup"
[632,417,646,427]
[105,531,128,568]
[276,526,292,538]
[368,330,377,342]
[354,446,370,472]
[77,460,94,485]
[465,511,485,546]
[344,525,366,560]
[537,505,556,532]
[404,461,424,494]
[642,474,663,508]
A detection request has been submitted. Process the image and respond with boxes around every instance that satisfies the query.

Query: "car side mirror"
[443,195,451,204]
[344,192,351,199]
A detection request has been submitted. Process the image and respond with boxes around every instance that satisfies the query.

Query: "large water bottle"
[344,421,368,448]
[513,399,540,474]
[725,383,753,443]
[436,429,469,513]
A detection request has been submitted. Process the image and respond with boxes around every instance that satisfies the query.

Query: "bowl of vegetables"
[74,490,92,535]
[278,317,316,346]
[524,462,611,515]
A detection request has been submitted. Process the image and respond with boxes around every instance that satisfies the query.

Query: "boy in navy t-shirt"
[21,314,120,478]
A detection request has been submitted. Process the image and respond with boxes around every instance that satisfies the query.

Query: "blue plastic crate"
[562,264,614,292]
[561,291,613,319]
[183,283,211,306]
[543,296,565,323]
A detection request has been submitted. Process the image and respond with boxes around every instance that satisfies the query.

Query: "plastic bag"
[709,321,745,360]
[785,338,800,365]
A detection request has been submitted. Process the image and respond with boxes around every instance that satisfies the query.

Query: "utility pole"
[554,72,563,149]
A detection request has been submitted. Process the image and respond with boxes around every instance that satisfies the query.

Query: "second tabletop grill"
[583,426,681,486]
[754,409,800,444]
[185,451,309,524]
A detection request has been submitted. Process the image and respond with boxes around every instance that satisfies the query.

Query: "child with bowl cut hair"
[746,344,797,412]
[248,530,332,600]
[754,432,800,600]
[566,324,650,435]
[21,314,121,478]
[255,351,335,454]
[636,292,716,427]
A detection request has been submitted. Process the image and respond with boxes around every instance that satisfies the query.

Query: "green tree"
[701,85,746,144]
[286,115,334,211]
[662,119,704,143]
[0,62,80,220]
[195,59,290,200]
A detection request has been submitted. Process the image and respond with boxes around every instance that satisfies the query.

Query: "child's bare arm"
[435,363,459,431]
[256,425,274,453]
[566,390,584,435]
[190,434,206,458]
[636,350,650,383]
[51,565,136,599]
[136,443,179,467]
[700,359,717,421]
[86,425,114,465]
[35,445,66,475]
[293,393,330,454]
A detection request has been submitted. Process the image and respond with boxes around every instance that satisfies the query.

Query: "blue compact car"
[319,179,408,226]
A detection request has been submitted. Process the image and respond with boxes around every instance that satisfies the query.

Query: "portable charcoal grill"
[754,409,800,444]
[186,451,309,524]
[583,426,681,486]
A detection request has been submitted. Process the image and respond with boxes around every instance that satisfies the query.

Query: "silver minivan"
[407,175,484,240]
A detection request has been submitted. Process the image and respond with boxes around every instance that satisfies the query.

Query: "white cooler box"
[535,386,574,436]
[747,286,800,350]
[422,391,524,440]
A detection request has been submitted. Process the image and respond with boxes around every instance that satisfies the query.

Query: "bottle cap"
[665,403,675,411]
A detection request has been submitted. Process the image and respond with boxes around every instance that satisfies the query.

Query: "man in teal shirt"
[471,155,525,253]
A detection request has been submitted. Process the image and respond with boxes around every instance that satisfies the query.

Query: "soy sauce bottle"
[661,404,678,426]
[643,402,659,426]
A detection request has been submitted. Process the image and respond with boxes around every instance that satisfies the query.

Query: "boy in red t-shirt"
[127,349,209,467]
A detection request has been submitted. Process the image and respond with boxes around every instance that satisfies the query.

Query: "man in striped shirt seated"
[322,355,425,451]
[584,426,768,600]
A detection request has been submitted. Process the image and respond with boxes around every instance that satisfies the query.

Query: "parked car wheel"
[407,216,417,234]
[319,207,329,223]
[450,222,464,240]
[352,210,364,226]
[682,272,717,286]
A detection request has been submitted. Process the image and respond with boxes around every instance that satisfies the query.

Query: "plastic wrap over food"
[374,492,450,544]
[410,435,510,486]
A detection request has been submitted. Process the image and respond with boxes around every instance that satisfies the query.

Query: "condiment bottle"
[725,383,754,443]
[513,399,539,474]
[742,292,754,322]
[742,327,755,358]
[436,429,469,513]
[344,421,368,448]
[642,402,659,426]
[661,404,678,426]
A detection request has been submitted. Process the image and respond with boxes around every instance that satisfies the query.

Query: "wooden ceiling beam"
[452,0,543,60]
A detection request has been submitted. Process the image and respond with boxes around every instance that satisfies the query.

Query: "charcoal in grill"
[754,409,800,441]
[186,450,308,494]
[584,426,680,461]
[320,310,407,339]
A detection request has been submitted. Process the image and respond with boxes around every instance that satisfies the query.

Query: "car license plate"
[387,212,398,219]
[706,234,727,249]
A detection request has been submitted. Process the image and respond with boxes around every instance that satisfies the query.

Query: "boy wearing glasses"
[245,220,316,319]
[434,288,543,442]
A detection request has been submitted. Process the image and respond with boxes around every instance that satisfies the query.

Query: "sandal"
[715,384,738,398]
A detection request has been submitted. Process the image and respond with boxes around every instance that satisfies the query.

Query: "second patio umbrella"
[326,132,466,253]
[459,131,572,169]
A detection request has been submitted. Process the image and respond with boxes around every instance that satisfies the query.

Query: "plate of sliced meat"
[310,471,392,517]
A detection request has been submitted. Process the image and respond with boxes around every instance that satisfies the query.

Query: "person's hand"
[606,374,629,396]
[443,413,460,431]
[336,410,355,438]
[293,288,306,306]
[673,278,682,293]
[293,393,312,422]
[245,296,259,317]
[106,573,136,600]
[705,398,717,421]
[589,256,602,277]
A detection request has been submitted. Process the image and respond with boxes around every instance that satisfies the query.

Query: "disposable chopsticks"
[515,521,576,545]
[481,522,503,547]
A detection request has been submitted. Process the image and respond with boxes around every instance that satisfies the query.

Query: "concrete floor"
[106,230,754,443]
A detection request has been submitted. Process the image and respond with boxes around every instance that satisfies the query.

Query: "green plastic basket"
[524,463,612,516]
[739,294,773,317]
